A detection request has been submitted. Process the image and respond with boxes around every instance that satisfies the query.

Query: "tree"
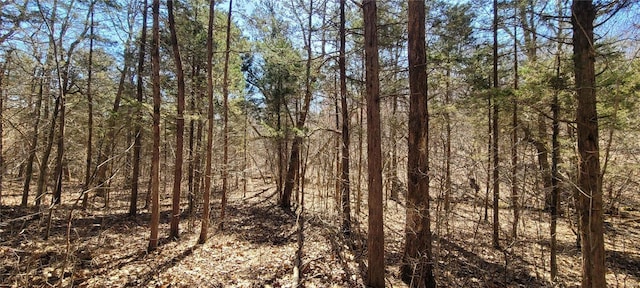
[242,3,301,202]
[280,0,314,210]
[550,0,564,279]
[148,0,161,252]
[430,2,475,213]
[199,0,216,245]
[168,0,186,240]
[517,0,555,213]
[339,0,351,236]
[83,3,95,208]
[401,0,436,287]
[46,0,93,205]
[363,0,384,286]
[572,1,605,286]
[34,0,61,207]
[0,53,8,203]
[88,1,136,209]
[220,0,233,231]
[21,64,44,207]
[130,0,148,217]
[511,2,519,240]
[491,0,500,249]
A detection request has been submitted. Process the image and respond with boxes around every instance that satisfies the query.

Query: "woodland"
[1,0,640,287]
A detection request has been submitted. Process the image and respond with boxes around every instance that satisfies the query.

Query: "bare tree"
[168,0,186,239]
[220,0,233,231]
[199,0,216,244]
[511,3,519,240]
[339,0,351,235]
[550,0,563,279]
[491,0,500,249]
[148,0,161,252]
[83,4,95,208]
[0,53,8,203]
[363,0,384,286]
[130,0,148,217]
[22,66,43,207]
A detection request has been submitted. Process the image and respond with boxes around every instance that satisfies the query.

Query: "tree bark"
[339,0,351,235]
[491,0,500,249]
[199,0,216,244]
[22,70,44,207]
[83,7,95,207]
[363,0,384,286]
[0,54,6,203]
[168,0,186,239]
[550,2,563,278]
[444,59,452,212]
[131,0,148,217]
[402,1,435,286]
[572,1,605,286]
[148,0,161,252]
[36,95,59,207]
[485,78,491,223]
[220,0,233,231]
[511,5,519,240]
[357,89,363,215]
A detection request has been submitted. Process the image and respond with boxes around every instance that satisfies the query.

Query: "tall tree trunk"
[402,1,435,286]
[357,89,363,215]
[193,116,203,209]
[281,0,314,210]
[572,1,605,286]
[48,0,92,205]
[52,56,68,205]
[511,5,519,240]
[0,54,6,203]
[168,0,186,240]
[491,0,500,249]
[35,0,59,207]
[37,96,60,206]
[538,113,553,210]
[550,2,562,279]
[22,71,44,207]
[390,91,399,202]
[293,139,308,286]
[148,0,161,252]
[339,0,351,235]
[485,78,491,222]
[444,59,452,212]
[276,97,283,200]
[131,0,148,217]
[52,91,65,205]
[198,0,216,244]
[550,46,561,282]
[334,77,340,212]
[91,53,129,208]
[242,96,248,197]
[188,64,200,214]
[363,0,384,286]
[84,7,95,206]
[220,0,233,231]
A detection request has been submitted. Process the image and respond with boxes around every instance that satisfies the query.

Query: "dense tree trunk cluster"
[0,0,636,286]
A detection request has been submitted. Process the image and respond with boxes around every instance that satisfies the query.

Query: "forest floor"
[1,178,640,287]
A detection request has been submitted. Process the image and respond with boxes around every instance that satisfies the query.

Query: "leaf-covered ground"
[1,178,639,287]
